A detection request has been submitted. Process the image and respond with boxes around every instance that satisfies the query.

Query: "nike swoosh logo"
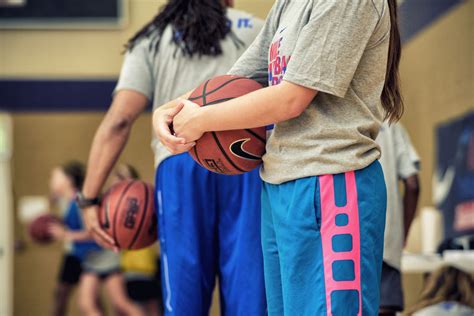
[103,200,111,229]
[433,166,455,205]
[230,138,262,161]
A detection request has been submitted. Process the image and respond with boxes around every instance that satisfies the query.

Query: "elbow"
[275,81,314,121]
[105,113,133,136]
[280,94,308,121]
[286,100,307,119]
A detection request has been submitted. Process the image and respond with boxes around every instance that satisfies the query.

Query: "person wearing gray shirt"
[79,1,266,315]
[156,0,405,315]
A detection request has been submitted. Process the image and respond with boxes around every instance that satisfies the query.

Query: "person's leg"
[260,180,284,315]
[216,169,266,316]
[78,273,102,316]
[266,161,386,316]
[52,283,72,316]
[316,161,386,315]
[103,273,144,316]
[156,153,218,315]
[266,177,327,316]
[379,261,404,316]
[52,254,82,316]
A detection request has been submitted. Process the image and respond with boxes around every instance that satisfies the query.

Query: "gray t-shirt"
[229,0,391,184]
[115,9,263,166]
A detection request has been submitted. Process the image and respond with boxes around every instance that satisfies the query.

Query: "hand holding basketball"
[48,222,66,241]
[83,205,118,252]
[173,99,204,143]
[153,102,196,154]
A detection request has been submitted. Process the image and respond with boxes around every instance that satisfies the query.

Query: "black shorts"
[380,261,404,312]
[126,279,160,302]
[58,254,82,285]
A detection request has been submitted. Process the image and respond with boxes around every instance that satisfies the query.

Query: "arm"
[403,174,420,242]
[49,223,92,242]
[171,81,318,143]
[82,90,148,250]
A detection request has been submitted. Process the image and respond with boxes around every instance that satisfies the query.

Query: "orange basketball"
[188,75,266,175]
[100,180,157,250]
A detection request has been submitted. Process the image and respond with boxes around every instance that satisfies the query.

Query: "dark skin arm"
[403,174,420,243]
[82,90,149,251]
[82,90,193,251]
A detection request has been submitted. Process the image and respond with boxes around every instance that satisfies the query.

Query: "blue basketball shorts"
[155,153,266,316]
[261,161,387,316]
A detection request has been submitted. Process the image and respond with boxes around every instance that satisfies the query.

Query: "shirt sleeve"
[114,39,155,101]
[227,1,282,86]
[284,0,383,97]
[394,124,420,179]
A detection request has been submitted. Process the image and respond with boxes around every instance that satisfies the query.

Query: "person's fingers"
[158,121,186,145]
[91,224,116,250]
[168,101,185,117]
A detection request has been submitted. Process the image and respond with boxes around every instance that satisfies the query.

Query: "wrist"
[76,192,100,209]
[196,107,209,133]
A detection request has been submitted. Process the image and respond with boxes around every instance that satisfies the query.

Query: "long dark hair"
[61,161,85,191]
[383,0,404,123]
[126,0,235,57]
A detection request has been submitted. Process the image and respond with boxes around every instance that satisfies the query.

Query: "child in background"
[49,161,143,316]
[111,164,162,316]
[406,266,474,316]
[48,161,97,316]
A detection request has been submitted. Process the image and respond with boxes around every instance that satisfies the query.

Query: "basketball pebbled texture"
[100,180,157,250]
[188,75,266,175]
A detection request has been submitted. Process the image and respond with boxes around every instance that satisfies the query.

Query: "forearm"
[82,91,147,199]
[198,82,316,132]
[403,176,420,241]
[66,230,92,242]
[82,114,132,198]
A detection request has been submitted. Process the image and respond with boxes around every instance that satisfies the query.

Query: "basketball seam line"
[204,97,235,106]
[201,79,210,106]
[113,180,135,249]
[193,145,202,166]
[211,132,245,173]
[189,77,247,101]
[128,182,149,249]
[245,128,266,143]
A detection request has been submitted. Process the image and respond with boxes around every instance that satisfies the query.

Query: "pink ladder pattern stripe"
[320,172,362,316]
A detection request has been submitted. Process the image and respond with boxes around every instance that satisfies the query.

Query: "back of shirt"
[115,8,263,166]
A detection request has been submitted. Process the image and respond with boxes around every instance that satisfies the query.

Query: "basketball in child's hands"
[188,75,266,175]
[28,214,61,244]
[100,180,157,250]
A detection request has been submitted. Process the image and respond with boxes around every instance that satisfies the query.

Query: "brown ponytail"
[382,0,404,123]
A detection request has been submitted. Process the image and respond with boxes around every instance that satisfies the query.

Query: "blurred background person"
[376,123,421,316]
[111,164,162,316]
[77,0,266,315]
[48,161,98,316]
[48,161,143,316]
[406,265,474,316]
